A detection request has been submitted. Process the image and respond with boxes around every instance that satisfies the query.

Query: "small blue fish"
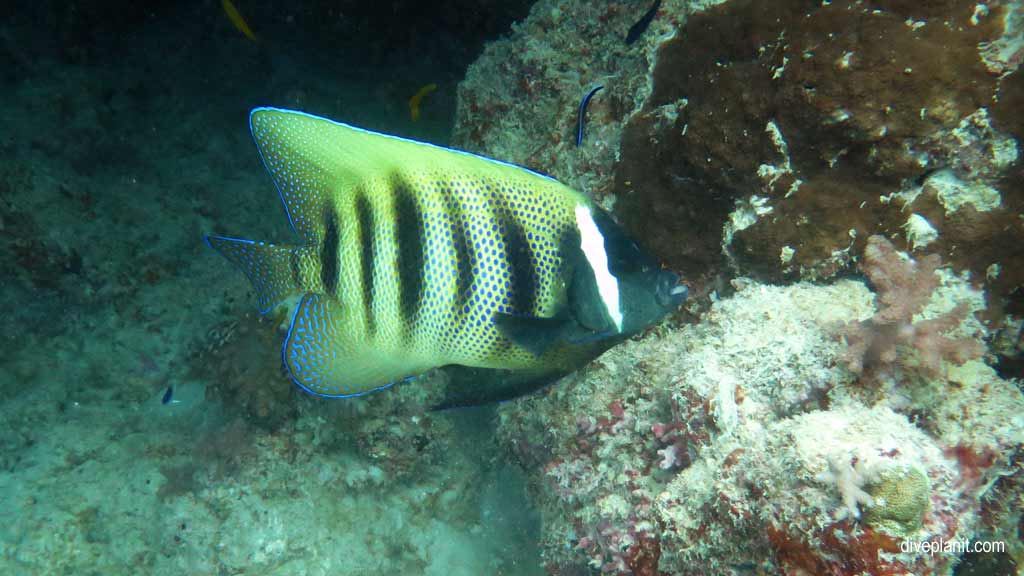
[161,385,175,405]
[576,85,604,147]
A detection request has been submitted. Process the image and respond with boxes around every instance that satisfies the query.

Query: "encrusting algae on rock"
[495,268,1023,574]
[451,2,1023,571]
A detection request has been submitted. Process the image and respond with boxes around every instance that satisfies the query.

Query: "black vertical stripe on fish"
[394,181,425,330]
[289,248,302,289]
[626,0,662,45]
[443,188,474,316]
[576,85,604,147]
[355,194,377,335]
[558,225,582,271]
[498,208,537,316]
[321,207,340,296]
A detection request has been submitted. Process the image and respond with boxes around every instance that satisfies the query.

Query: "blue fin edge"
[280,294,412,399]
[203,233,289,316]
[248,106,561,239]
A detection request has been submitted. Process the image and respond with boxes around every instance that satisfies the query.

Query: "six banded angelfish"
[205,108,687,403]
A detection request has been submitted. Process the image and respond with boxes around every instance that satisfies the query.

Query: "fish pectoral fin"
[495,309,621,358]
[283,294,424,397]
[494,311,572,357]
[565,329,617,346]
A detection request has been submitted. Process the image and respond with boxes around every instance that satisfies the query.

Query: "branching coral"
[819,453,877,520]
[839,235,984,386]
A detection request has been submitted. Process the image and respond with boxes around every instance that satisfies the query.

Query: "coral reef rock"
[454,0,1024,312]
[622,0,1023,293]
[497,276,1024,575]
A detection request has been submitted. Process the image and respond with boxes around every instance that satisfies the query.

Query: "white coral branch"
[818,454,876,520]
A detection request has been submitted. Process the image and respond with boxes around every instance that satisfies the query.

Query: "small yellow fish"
[408,83,437,122]
[221,0,258,43]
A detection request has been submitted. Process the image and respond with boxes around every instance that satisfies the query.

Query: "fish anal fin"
[283,294,428,397]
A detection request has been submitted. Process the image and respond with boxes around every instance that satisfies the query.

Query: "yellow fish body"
[206,108,686,401]
[221,0,258,43]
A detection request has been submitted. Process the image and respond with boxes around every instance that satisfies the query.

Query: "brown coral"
[839,235,984,385]
[611,0,1023,302]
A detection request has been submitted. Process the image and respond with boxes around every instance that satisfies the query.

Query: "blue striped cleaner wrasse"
[205,108,688,405]
[576,85,603,147]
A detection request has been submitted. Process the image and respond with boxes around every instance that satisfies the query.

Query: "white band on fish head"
[574,204,623,332]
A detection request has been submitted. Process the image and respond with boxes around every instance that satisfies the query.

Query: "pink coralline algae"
[528,387,701,575]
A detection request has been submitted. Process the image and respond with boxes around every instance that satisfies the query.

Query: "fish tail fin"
[205,235,300,314]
